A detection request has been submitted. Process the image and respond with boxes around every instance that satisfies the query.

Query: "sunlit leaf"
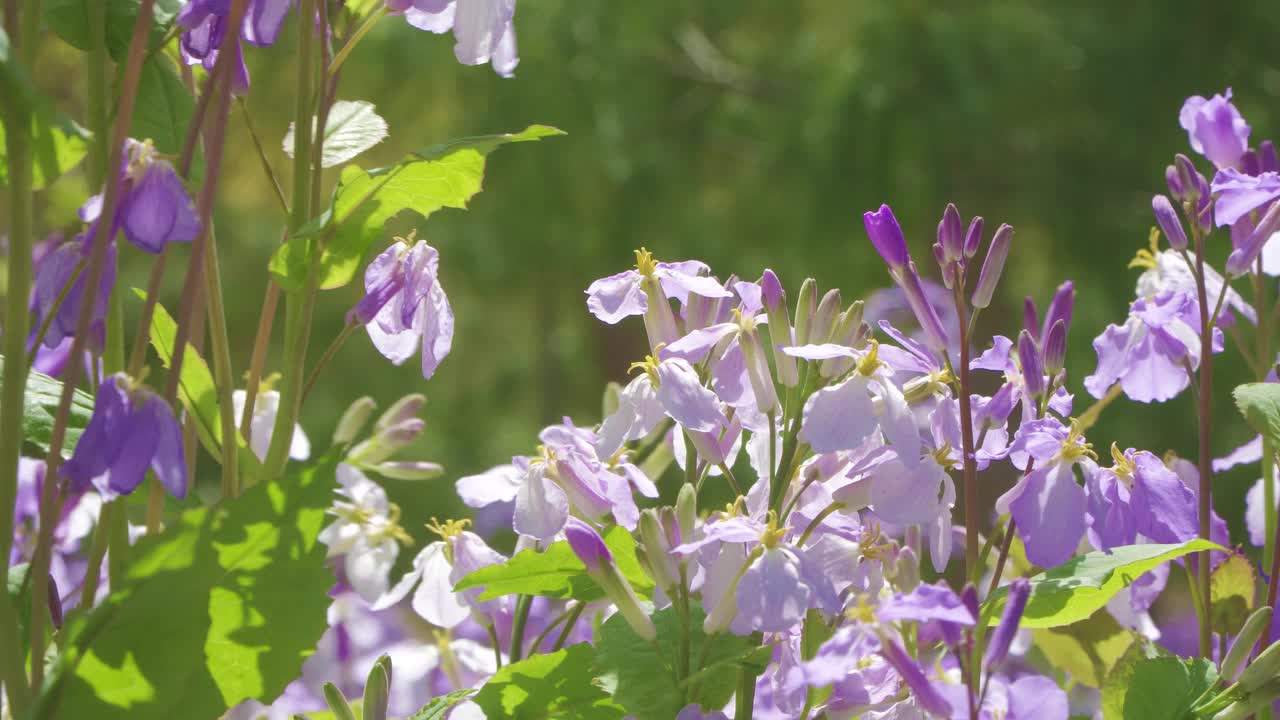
[0,355,95,458]
[472,644,623,720]
[283,100,389,168]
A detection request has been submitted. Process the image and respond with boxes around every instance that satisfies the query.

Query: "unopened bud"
[1263,140,1279,173]
[1221,606,1273,681]
[1214,681,1280,720]
[363,655,390,720]
[1022,296,1040,341]
[864,204,910,271]
[639,510,678,592]
[739,324,779,414]
[1040,280,1075,339]
[819,301,866,378]
[370,461,444,481]
[1175,154,1202,202]
[375,393,426,432]
[565,517,656,641]
[1165,164,1184,200]
[1152,195,1188,251]
[793,278,818,346]
[1239,637,1280,691]
[1018,331,1044,400]
[1242,150,1263,177]
[963,216,985,259]
[1041,319,1067,377]
[1227,200,1280,277]
[971,223,1012,309]
[333,396,377,445]
[676,483,697,538]
[322,683,357,720]
[811,288,843,345]
[349,418,425,464]
[760,269,798,387]
[984,578,1030,671]
[894,546,920,592]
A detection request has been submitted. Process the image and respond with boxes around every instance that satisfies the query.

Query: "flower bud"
[1040,280,1075,340]
[760,269,799,387]
[375,393,426,432]
[1213,681,1280,720]
[1221,606,1273,680]
[683,280,726,332]
[1175,153,1203,202]
[333,396,377,445]
[1152,194,1188,251]
[864,204,910,271]
[640,273,682,353]
[1165,164,1184,199]
[565,517,656,641]
[819,301,866,378]
[676,482,697,538]
[1018,330,1044,400]
[369,461,444,481]
[363,655,390,720]
[894,546,920,592]
[963,216,985,259]
[1227,200,1280,277]
[793,278,818,346]
[971,223,1012,309]
[1041,319,1067,377]
[639,510,678,592]
[984,578,1030,672]
[322,682,357,720]
[738,320,779,414]
[935,203,965,288]
[811,288,843,345]
[900,266,949,352]
[878,635,953,718]
[1242,150,1263,177]
[348,418,425,464]
[1263,140,1279,173]
[47,574,63,629]
[1022,296,1040,340]
[1239,637,1280,692]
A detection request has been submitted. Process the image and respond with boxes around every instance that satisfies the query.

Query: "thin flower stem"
[27,0,159,692]
[987,517,1018,598]
[530,602,576,654]
[236,98,290,215]
[328,5,388,78]
[797,501,844,546]
[485,623,504,668]
[509,593,533,661]
[78,500,114,609]
[239,279,281,443]
[1192,228,1215,660]
[301,323,356,405]
[552,602,586,652]
[127,249,169,376]
[952,285,980,586]
[202,225,240,497]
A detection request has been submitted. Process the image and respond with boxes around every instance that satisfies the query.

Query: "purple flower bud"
[971,223,1013,309]
[1227,200,1280,277]
[1262,140,1279,173]
[793,278,818,345]
[963,216,984,259]
[878,635,953,717]
[760,269,784,311]
[984,578,1030,671]
[375,393,426,432]
[961,583,979,620]
[1042,319,1067,377]
[47,573,63,630]
[1022,297,1040,341]
[1018,330,1044,399]
[1165,164,1184,199]
[864,204,910,271]
[1242,150,1263,177]
[760,269,799,387]
[564,517,613,573]
[937,203,964,263]
[1152,194,1188,250]
[1040,280,1075,340]
[1175,154,1208,203]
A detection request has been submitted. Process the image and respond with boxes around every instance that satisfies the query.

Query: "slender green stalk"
[202,227,239,497]
[951,285,980,587]
[301,323,355,405]
[1192,229,1215,660]
[328,5,387,78]
[551,601,586,652]
[1267,440,1277,574]
[238,279,281,444]
[509,594,532,661]
[78,501,113,609]
[236,99,290,215]
[263,0,319,481]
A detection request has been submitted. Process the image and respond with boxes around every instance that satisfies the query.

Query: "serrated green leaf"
[984,540,1220,629]
[1235,382,1280,454]
[594,605,757,720]
[52,456,340,719]
[269,125,564,292]
[1210,552,1257,636]
[44,0,185,61]
[0,355,95,458]
[409,689,475,720]
[472,644,624,720]
[1032,609,1137,688]
[454,525,653,603]
[1100,638,1166,720]
[284,100,389,168]
[1121,657,1217,720]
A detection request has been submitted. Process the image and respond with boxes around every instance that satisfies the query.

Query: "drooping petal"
[455,463,523,508]
[595,374,663,457]
[1010,462,1087,568]
[800,374,878,453]
[585,270,645,323]
[1131,451,1198,544]
[411,542,469,628]
[146,391,188,499]
[654,358,726,433]
[513,462,568,541]
[418,280,454,379]
[119,162,199,253]
[735,547,810,633]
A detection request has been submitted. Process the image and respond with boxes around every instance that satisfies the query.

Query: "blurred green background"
[25,0,1280,543]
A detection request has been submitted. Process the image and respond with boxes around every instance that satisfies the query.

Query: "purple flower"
[32,235,116,354]
[348,237,454,379]
[112,141,201,253]
[1084,290,1220,403]
[877,582,978,628]
[1128,450,1198,545]
[399,0,520,78]
[564,516,612,572]
[864,204,910,270]
[878,635,953,718]
[735,542,838,633]
[864,204,950,351]
[1247,474,1278,547]
[1180,89,1250,169]
[984,578,1030,671]
[177,0,293,92]
[60,373,187,500]
[971,223,1013,309]
[996,418,1092,568]
[585,252,731,324]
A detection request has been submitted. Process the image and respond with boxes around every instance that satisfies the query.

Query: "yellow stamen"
[634,247,658,277]
[931,442,957,470]
[760,510,787,548]
[628,350,664,386]
[845,594,875,623]
[1110,443,1135,479]
[426,517,472,542]
[856,340,883,376]
[718,496,747,519]
[1127,228,1162,270]
[1058,418,1098,463]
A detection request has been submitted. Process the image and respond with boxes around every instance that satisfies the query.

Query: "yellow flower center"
[760,510,787,549]
[628,350,664,386]
[1058,418,1097,464]
[1127,228,1162,271]
[634,247,659,277]
[856,340,883,376]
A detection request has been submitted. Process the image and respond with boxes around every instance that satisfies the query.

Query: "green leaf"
[409,690,475,720]
[132,56,193,157]
[471,644,624,720]
[1100,638,1166,719]
[269,125,564,292]
[0,355,95,459]
[1032,610,1138,688]
[1121,657,1217,720]
[983,540,1220,629]
[1235,382,1280,451]
[594,605,758,720]
[44,0,185,61]
[454,525,653,603]
[7,563,32,662]
[1210,552,1257,636]
[52,456,340,719]
[284,100,389,169]
[0,27,90,190]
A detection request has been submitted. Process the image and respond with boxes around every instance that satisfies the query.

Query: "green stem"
[77,501,113,609]
[301,323,355,405]
[202,226,239,497]
[236,98,289,215]
[328,5,387,78]
[551,602,585,652]
[1192,227,1215,660]
[1267,439,1276,576]
[509,594,532,661]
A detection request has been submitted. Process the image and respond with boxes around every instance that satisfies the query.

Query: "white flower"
[232,389,311,462]
[317,464,408,601]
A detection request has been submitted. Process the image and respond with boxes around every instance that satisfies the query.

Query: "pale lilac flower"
[32,235,116,354]
[1246,474,1278,547]
[60,373,186,500]
[1132,247,1254,324]
[398,0,520,78]
[231,389,310,461]
[1084,290,1220,403]
[177,0,293,92]
[735,538,839,633]
[318,464,409,601]
[996,417,1093,568]
[1180,89,1250,169]
[878,635,953,718]
[585,253,731,325]
[595,356,728,458]
[374,525,506,627]
[935,674,1068,720]
[1212,168,1280,227]
[348,237,454,379]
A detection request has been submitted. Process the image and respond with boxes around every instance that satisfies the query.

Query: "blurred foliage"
[22,0,1280,541]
